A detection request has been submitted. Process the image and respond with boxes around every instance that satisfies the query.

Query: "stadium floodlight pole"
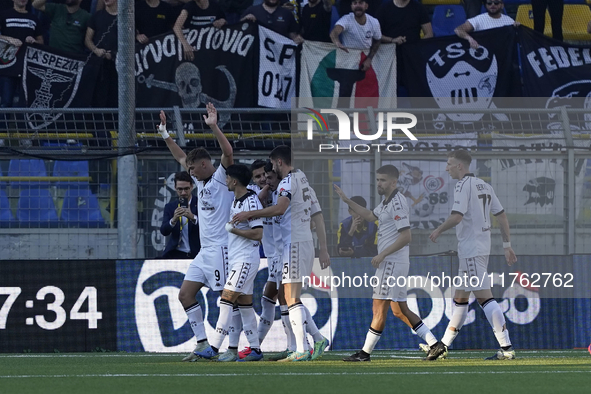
[117,0,138,259]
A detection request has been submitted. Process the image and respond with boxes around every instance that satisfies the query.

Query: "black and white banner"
[518,26,591,108]
[491,134,589,219]
[22,45,99,130]
[400,26,520,121]
[0,38,24,78]
[258,26,297,109]
[134,23,257,124]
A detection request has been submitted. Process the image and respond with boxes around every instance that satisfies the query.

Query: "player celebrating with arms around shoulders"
[334,165,445,362]
[429,149,517,360]
[196,164,266,362]
[157,103,234,361]
[232,145,331,362]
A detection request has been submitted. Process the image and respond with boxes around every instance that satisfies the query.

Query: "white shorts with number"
[372,260,409,302]
[282,241,314,284]
[457,255,490,291]
[267,254,282,289]
[184,245,228,292]
[225,254,261,295]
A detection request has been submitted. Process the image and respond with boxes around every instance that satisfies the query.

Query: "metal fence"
[1,105,590,259]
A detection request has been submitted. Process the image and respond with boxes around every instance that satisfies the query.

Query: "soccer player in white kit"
[157,103,235,361]
[334,165,445,362]
[232,146,331,362]
[429,149,518,360]
[196,164,266,361]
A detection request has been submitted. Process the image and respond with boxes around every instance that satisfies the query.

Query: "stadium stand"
[17,188,59,228]
[60,187,105,228]
[516,4,591,40]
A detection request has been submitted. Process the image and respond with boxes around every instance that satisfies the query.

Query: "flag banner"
[22,45,100,130]
[518,26,591,104]
[400,26,520,128]
[0,38,24,78]
[257,25,297,109]
[299,40,397,109]
[134,23,258,127]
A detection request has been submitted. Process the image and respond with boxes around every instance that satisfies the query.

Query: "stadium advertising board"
[0,260,117,352]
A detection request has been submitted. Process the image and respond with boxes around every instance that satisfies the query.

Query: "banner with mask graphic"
[0,38,24,78]
[258,26,297,109]
[299,41,397,109]
[134,24,257,126]
[338,134,478,230]
[490,134,589,221]
[21,45,99,130]
[518,26,591,112]
[400,26,520,125]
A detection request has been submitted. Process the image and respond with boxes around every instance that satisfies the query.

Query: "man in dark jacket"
[160,171,201,259]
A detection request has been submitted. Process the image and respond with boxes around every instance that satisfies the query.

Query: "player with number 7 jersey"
[429,149,518,361]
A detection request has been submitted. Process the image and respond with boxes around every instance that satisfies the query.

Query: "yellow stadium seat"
[421,0,461,5]
[516,4,591,40]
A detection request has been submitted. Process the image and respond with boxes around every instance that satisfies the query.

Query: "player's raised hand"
[203,102,218,127]
[159,110,166,126]
[505,247,517,266]
[333,184,348,201]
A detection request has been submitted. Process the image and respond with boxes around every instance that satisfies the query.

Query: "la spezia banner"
[134,23,258,126]
[338,133,478,230]
[490,133,589,218]
[21,45,99,130]
[400,26,520,124]
[257,26,297,109]
[299,41,397,109]
[518,26,591,103]
[0,38,24,77]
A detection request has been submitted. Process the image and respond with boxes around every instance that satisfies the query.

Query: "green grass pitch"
[1,350,589,394]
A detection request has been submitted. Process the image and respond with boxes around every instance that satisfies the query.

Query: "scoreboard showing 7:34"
[0,260,117,353]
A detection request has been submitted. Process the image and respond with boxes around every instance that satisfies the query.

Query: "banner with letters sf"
[134,24,257,127]
[518,26,591,104]
[22,45,99,130]
[258,26,297,109]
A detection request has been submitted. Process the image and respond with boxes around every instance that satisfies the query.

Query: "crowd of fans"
[0,0,587,111]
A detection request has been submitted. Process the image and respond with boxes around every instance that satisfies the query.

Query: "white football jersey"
[272,189,283,254]
[277,169,320,245]
[192,165,234,248]
[228,190,264,264]
[372,189,411,262]
[451,174,504,259]
[250,184,276,257]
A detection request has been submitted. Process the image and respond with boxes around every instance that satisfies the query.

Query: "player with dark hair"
[157,103,234,362]
[233,145,331,361]
[429,149,517,360]
[196,163,265,361]
[334,165,445,362]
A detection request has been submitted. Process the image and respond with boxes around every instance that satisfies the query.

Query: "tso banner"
[134,24,257,126]
[299,41,397,108]
[258,26,297,109]
[518,26,591,102]
[22,45,99,130]
[400,26,520,116]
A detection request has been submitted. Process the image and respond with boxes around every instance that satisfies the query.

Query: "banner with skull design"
[399,26,520,123]
[134,23,257,123]
[518,26,591,110]
[490,134,589,221]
